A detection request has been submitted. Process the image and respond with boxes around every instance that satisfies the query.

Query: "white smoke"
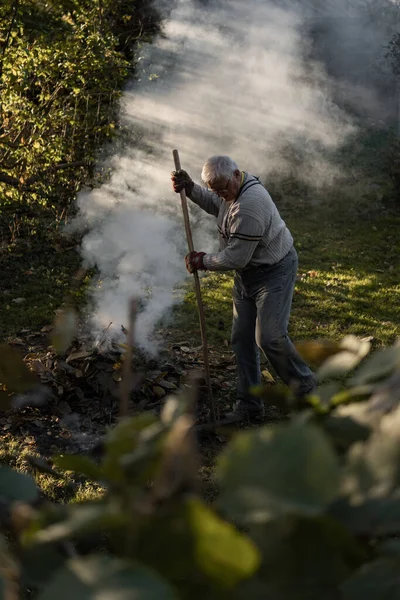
[73,0,397,351]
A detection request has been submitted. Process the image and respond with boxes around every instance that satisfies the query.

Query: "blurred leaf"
[103,414,164,483]
[0,343,37,393]
[21,543,66,587]
[350,345,400,386]
[296,339,341,366]
[341,558,400,599]
[364,372,400,416]
[317,336,371,380]
[51,308,78,354]
[343,408,400,499]
[331,385,375,407]
[52,455,103,481]
[188,498,259,588]
[249,516,364,600]
[0,466,38,503]
[0,389,14,412]
[376,540,400,558]
[314,381,342,409]
[217,422,340,525]
[323,416,371,451]
[137,497,259,595]
[30,504,127,545]
[330,496,400,537]
[37,555,176,600]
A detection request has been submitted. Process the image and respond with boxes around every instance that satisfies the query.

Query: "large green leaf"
[343,406,400,499]
[30,504,127,544]
[52,455,103,481]
[21,543,66,587]
[322,416,371,451]
[136,497,260,596]
[295,339,341,366]
[317,336,371,381]
[103,414,163,483]
[341,558,400,599]
[37,555,176,600]
[0,343,37,393]
[247,516,364,600]
[187,498,260,588]
[217,422,340,524]
[350,345,400,386]
[330,497,400,537]
[0,466,38,503]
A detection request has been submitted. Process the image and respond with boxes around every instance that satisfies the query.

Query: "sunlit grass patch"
[0,435,102,503]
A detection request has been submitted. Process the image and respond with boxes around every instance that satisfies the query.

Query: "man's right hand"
[171,169,194,196]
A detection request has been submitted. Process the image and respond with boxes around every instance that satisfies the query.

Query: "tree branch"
[0,161,91,189]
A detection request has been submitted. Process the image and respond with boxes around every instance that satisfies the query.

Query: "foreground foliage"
[1,337,400,598]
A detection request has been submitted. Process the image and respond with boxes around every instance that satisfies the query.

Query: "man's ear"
[234,169,241,177]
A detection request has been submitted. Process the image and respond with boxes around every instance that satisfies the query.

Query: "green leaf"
[343,407,400,499]
[31,504,127,544]
[52,455,103,481]
[295,339,341,366]
[103,414,163,483]
[341,558,400,599]
[136,498,259,596]
[37,555,176,600]
[51,308,78,354]
[0,343,37,393]
[217,422,340,525]
[187,498,260,588]
[317,336,371,380]
[249,516,364,600]
[0,466,38,503]
[21,543,66,587]
[330,497,400,537]
[323,416,371,451]
[331,384,375,407]
[0,389,14,412]
[350,345,400,386]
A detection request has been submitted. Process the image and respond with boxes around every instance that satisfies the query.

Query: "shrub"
[1,336,400,598]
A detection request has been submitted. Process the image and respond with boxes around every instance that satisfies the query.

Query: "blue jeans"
[231,247,316,411]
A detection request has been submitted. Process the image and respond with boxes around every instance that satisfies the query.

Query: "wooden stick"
[119,298,136,419]
[173,149,216,424]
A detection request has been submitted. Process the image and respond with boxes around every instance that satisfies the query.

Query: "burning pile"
[1,328,237,456]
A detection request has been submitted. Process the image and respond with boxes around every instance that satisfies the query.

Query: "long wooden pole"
[173,149,216,424]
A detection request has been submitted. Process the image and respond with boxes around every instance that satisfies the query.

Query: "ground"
[1,135,400,502]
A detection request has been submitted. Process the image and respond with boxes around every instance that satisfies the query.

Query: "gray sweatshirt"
[189,173,293,271]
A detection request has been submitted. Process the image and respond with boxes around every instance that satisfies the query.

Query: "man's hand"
[185,251,207,273]
[171,169,194,196]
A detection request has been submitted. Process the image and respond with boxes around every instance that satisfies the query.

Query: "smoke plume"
[73,0,399,351]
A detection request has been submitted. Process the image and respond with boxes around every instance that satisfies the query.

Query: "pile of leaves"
[1,335,400,598]
[0,322,242,458]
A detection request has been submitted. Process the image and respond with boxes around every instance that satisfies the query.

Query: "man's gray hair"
[201,155,239,184]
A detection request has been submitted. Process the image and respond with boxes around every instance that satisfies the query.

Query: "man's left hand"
[185,251,207,273]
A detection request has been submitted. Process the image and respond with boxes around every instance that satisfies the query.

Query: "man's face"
[207,169,241,202]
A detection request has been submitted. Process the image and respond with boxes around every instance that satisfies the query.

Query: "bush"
[1,336,400,598]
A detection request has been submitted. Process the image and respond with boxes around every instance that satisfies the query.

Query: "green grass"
[174,194,400,350]
[0,237,87,341]
[0,435,101,503]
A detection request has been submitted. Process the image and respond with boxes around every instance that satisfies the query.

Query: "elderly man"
[172,155,316,420]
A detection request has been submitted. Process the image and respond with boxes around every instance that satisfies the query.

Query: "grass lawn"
[176,196,400,350]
